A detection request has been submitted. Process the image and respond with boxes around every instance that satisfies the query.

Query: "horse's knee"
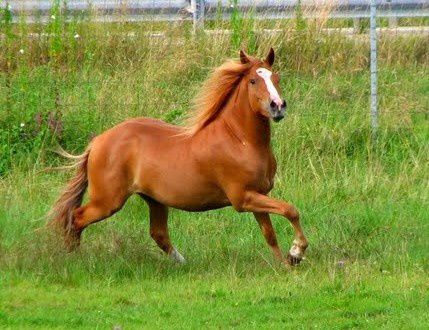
[283,204,299,223]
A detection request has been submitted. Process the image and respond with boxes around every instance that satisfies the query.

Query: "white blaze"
[256,68,282,108]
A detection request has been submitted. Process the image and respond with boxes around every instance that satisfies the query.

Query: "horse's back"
[116,117,184,136]
[91,117,186,151]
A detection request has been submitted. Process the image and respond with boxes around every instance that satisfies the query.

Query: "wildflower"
[19,49,24,54]
[74,33,80,39]
[230,4,234,8]
[20,123,25,128]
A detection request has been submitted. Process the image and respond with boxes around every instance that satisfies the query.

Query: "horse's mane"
[182,59,252,135]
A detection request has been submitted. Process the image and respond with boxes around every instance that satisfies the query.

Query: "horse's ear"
[265,48,275,66]
[240,50,251,64]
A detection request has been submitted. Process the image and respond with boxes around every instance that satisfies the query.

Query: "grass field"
[1,11,428,328]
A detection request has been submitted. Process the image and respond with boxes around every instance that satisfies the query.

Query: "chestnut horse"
[50,49,308,266]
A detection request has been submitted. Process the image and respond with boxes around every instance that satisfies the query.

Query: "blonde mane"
[183,59,252,135]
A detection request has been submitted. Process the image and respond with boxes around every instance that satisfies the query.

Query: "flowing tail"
[48,147,91,234]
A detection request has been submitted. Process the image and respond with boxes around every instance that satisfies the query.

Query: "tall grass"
[0,5,427,175]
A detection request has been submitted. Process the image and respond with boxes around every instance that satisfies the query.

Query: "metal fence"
[3,1,429,27]
[2,0,428,135]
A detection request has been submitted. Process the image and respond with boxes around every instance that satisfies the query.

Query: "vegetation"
[0,5,428,328]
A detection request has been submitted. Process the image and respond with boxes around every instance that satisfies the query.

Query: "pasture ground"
[0,19,428,328]
[1,166,428,328]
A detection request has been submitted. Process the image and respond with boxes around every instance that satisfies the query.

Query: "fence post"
[191,0,205,32]
[370,0,378,138]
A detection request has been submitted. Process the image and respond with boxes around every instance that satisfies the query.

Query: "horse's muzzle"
[270,99,287,122]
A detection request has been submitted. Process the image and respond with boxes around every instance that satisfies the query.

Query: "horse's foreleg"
[231,191,308,265]
[145,198,185,264]
[253,212,283,261]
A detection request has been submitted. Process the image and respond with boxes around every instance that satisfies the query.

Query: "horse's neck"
[219,82,271,147]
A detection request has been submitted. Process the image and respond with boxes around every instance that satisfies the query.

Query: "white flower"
[20,123,25,127]
[51,15,56,20]
[19,49,24,54]
[74,33,80,39]
[230,4,234,8]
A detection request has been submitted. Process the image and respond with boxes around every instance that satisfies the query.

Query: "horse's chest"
[245,155,276,194]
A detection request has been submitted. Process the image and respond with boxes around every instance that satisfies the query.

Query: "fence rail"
[2,1,429,26]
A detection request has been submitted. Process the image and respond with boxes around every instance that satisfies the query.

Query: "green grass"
[2,273,427,328]
[0,16,428,328]
[0,166,428,328]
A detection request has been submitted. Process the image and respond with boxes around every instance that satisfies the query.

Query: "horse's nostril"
[270,100,277,108]
[281,100,287,109]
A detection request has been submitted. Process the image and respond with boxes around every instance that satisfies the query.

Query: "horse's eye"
[250,79,256,84]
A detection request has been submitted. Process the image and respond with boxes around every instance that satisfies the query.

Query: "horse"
[50,48,308,266]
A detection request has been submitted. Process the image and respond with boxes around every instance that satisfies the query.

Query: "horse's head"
[240,48,287,122]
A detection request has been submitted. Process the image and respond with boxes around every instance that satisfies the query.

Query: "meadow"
[0,9,428,328]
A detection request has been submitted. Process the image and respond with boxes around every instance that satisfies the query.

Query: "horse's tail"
[48,147,91,234]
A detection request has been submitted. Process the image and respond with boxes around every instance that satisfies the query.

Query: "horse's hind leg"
[142,196,185,264]
[67,194,128,251]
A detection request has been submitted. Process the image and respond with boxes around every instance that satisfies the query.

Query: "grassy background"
[1,7,428,329]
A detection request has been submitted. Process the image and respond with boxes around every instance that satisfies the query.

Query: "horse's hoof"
[287,239,307,266]
[169,248,186,264]
[286,253,302,266]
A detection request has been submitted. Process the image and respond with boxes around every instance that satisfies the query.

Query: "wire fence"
[3,1,429,27]
[1,0,428,145]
